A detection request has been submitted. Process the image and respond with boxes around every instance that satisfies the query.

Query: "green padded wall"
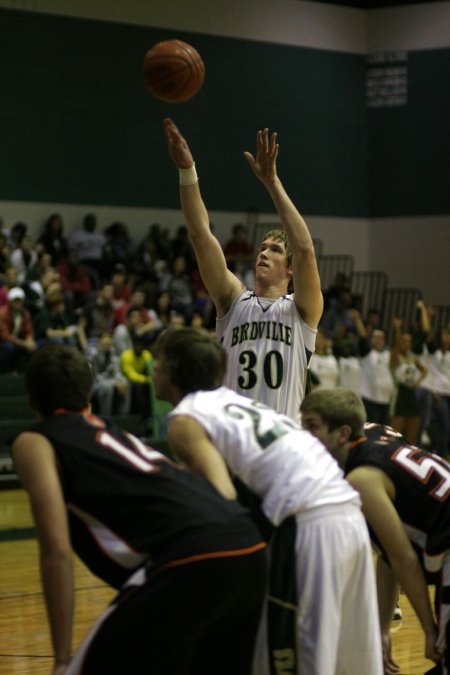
[0,8,367,216]
[1,9,448,217]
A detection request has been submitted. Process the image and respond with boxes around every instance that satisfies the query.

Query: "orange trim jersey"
[347,423,450,569]
[30,411,266,588]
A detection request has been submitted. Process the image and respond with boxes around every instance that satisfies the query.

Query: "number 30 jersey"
[169,387,360,526]
[216,290,317,422]
[346,423,450,569]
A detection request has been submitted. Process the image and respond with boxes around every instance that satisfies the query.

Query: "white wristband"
[179,164,198,186]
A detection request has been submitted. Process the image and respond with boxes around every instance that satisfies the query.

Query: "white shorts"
[253,503,383,675]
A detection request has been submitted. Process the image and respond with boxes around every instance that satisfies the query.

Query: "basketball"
[143,39,205,103]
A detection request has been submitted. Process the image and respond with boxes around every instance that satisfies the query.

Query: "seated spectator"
[80,282,115,342]
[359,328,395,426]
[168,255,194,324]
[37,213,68,264]
[0,263,16,307]
[110,263,132,312]
[25,251,55,284]
[0,232,11,276]
[0,287,37,372]
[6,222,28,251]
[113,307,143,356]
[86,330,129,417]
[153,290,173,331]
[154,259,172,294]
[170,225,195,270]
[120,336,152,436]
[56,248,93,313]
[114,287,161,345]
[190,267,215,330]
[322,272,351,312]
[137,222,171,262]
[102,221,136,277]
[223,223,254,264]
[10,235,38,285]
[308,329,339,390]
[32,291,85,350]
[67,213,106,287]
[319,288,358,342]
[222,223,255,291]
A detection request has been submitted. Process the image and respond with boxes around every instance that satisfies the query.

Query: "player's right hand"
[163,118,195,169]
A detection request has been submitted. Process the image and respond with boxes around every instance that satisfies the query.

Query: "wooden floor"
[0,489,436,674]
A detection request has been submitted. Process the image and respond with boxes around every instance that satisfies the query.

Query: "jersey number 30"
[238,350,283,390]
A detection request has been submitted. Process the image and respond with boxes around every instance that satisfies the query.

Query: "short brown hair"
[155,327,226,395]
[25,345,92,417]
[300,387,366,438]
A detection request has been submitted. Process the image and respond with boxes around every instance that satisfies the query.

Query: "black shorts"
[68,546,267,675]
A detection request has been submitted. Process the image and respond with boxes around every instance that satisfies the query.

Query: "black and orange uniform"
[347,422,450,674]
[31,410,267,675]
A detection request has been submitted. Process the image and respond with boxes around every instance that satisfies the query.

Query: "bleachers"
[0,373,171,489]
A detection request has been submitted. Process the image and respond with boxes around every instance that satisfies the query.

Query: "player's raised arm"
[163,118,244,317]
[12,432,74,673]
[244,128,323,327]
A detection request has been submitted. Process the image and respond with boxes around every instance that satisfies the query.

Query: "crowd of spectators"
[313,274,450,457]
[0,212,254,435]
[1,213,448,454]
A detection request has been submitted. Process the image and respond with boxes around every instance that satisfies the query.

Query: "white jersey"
[360,348,395,404]
[216,290,317,421]
[168,387,360,526]
[309,353,339,389]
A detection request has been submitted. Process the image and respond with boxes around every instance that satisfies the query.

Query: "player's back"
[169,386,359,525]
[31,409,264,586]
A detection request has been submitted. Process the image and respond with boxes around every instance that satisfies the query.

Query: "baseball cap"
[8,287,25,301]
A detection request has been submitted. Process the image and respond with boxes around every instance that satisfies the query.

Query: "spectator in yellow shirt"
[120,337,152,436]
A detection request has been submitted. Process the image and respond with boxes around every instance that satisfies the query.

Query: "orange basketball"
[143,39,205,103]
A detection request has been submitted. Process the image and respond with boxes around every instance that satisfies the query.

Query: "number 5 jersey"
[347,423,450,571]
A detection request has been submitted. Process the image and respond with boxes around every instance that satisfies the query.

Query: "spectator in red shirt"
[0,286,37,372]
[56,249,93,314]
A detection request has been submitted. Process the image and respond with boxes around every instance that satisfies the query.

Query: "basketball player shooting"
[163,118,323,422]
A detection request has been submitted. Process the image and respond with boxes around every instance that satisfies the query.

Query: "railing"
[318,254,354,293]
[350,271,388,318]
[381,288,423,343]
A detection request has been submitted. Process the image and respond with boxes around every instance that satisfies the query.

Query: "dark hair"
[25,345,92,417]
[155,327,226,395]
[300,387,366,439]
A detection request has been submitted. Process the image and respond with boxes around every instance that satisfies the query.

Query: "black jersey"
[31,410,264,588]
[346,423,450,568]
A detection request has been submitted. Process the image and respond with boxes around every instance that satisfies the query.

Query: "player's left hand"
[244,128,279,184]
[425,627,443,664]
[381,630,400,674]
